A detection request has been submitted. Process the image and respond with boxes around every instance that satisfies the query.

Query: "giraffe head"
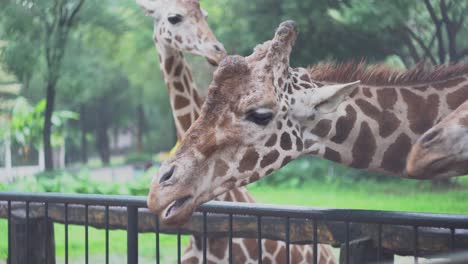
[148,21,360,225]
[407,102,468,179]
[136,0,226,65]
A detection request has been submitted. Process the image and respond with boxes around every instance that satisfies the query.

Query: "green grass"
[248,178,468,214]
[1,178,468,261]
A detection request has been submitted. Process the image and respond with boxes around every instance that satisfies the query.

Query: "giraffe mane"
[308,61,468,86]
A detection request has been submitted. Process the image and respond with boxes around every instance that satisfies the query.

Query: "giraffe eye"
[246,109,274,126]
[168,14,183,25]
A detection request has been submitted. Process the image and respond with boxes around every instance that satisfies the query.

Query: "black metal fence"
[1,191,468,264]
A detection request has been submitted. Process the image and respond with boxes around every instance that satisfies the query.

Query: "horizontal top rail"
[1,191,468,228]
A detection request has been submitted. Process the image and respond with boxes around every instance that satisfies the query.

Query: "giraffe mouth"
[164,195,193,220]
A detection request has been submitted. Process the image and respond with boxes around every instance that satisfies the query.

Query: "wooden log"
[339,237,394,264]
[1,202,467,257]
[9,209,55,264]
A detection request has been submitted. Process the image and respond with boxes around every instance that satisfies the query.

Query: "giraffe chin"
[161,195,194,226]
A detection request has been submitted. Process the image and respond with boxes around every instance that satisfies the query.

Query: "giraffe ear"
[313,81,360,114]
[136,0,160,17]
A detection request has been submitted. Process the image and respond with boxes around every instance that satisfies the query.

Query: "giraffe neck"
[299,72,468,176]
[156,41,203,139]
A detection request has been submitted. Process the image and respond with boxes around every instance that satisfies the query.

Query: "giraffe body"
[136,4,336,262]
[407,100,468,179]
[147,20,468,227]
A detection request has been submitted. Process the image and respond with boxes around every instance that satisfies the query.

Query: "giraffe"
[407,100,468,179]
[136,2,336,262]
[146,20,468,227]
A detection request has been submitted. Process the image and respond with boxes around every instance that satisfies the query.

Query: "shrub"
[124,152,154,165]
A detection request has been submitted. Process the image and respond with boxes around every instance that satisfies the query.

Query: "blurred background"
[0,0,468,260]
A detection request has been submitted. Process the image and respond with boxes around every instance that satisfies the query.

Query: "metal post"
[127,206,139,264]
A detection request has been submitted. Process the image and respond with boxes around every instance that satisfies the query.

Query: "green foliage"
[7,167,154,196]
[1,97,78,148]
[124,152,154,165]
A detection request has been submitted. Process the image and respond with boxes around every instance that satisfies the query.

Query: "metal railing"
[1,191,468,264]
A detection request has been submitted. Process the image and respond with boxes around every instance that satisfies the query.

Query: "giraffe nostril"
[159,166,175,184]
[213,44,222,52]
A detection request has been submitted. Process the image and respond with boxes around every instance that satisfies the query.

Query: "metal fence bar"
[177,229,181,264]
[414,225,419,264]
[203,212,207,264]
[65,203,69,264]
[229,213,233,264]
[257,216,262,264]
[377,223,382,263]
[85,204,89,264]
[2,192,468,228]
[285,216,290,264]
[7,200,11,264]
[26,201,29,264]
[155,216,160,264]
[45,202,49,263]
[127,205,139,264]
[313,219,318,264]
[451,228,456,251]
[345,221,350,264]
[105,205,109,264]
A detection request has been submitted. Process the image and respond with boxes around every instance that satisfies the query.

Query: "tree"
[1,0,86,170]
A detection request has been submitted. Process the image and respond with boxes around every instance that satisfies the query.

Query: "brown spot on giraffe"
[362,87,372,98]
[209,238,228,259]
[265,134,277,147]
[331,105,357,144]
[350,122,376,168]
[165,56,174,74]
[280,132,293,150]
[413,85,428,92]
[355,99,401,138]
[324,147,341,163]
[173,81,185,93]
[244,239,258,261]
[238,147,259,173]
[178,113,192,132]
[214,159,229,177]
[275,245,286,263]
[174,63,184,77]
[446,85,468,111]
[311,119,332,138]
[291,245,303,263]
[300,74,311,82]
[381,133,412,173]
[260,150,280,168]
[431,77,466,90]
[401,90,439,134]
[281,156,292,167]
[232,243,247,263]
[175,35,183,43]
[377,88,397,110]
[174,95,190,109]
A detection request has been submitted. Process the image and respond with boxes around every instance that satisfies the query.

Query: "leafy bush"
[124,152,154,165]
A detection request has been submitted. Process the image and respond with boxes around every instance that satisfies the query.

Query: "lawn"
[1,177,468,262]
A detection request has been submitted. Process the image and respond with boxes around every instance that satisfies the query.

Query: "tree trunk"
[96,115,110,166]
[80,104,88,164]
[43,81,56,171]
[137,104,145,152]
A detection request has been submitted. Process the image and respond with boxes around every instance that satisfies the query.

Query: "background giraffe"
[147,20,468,227]
[407,100,468,179]
[136,2,335,263]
